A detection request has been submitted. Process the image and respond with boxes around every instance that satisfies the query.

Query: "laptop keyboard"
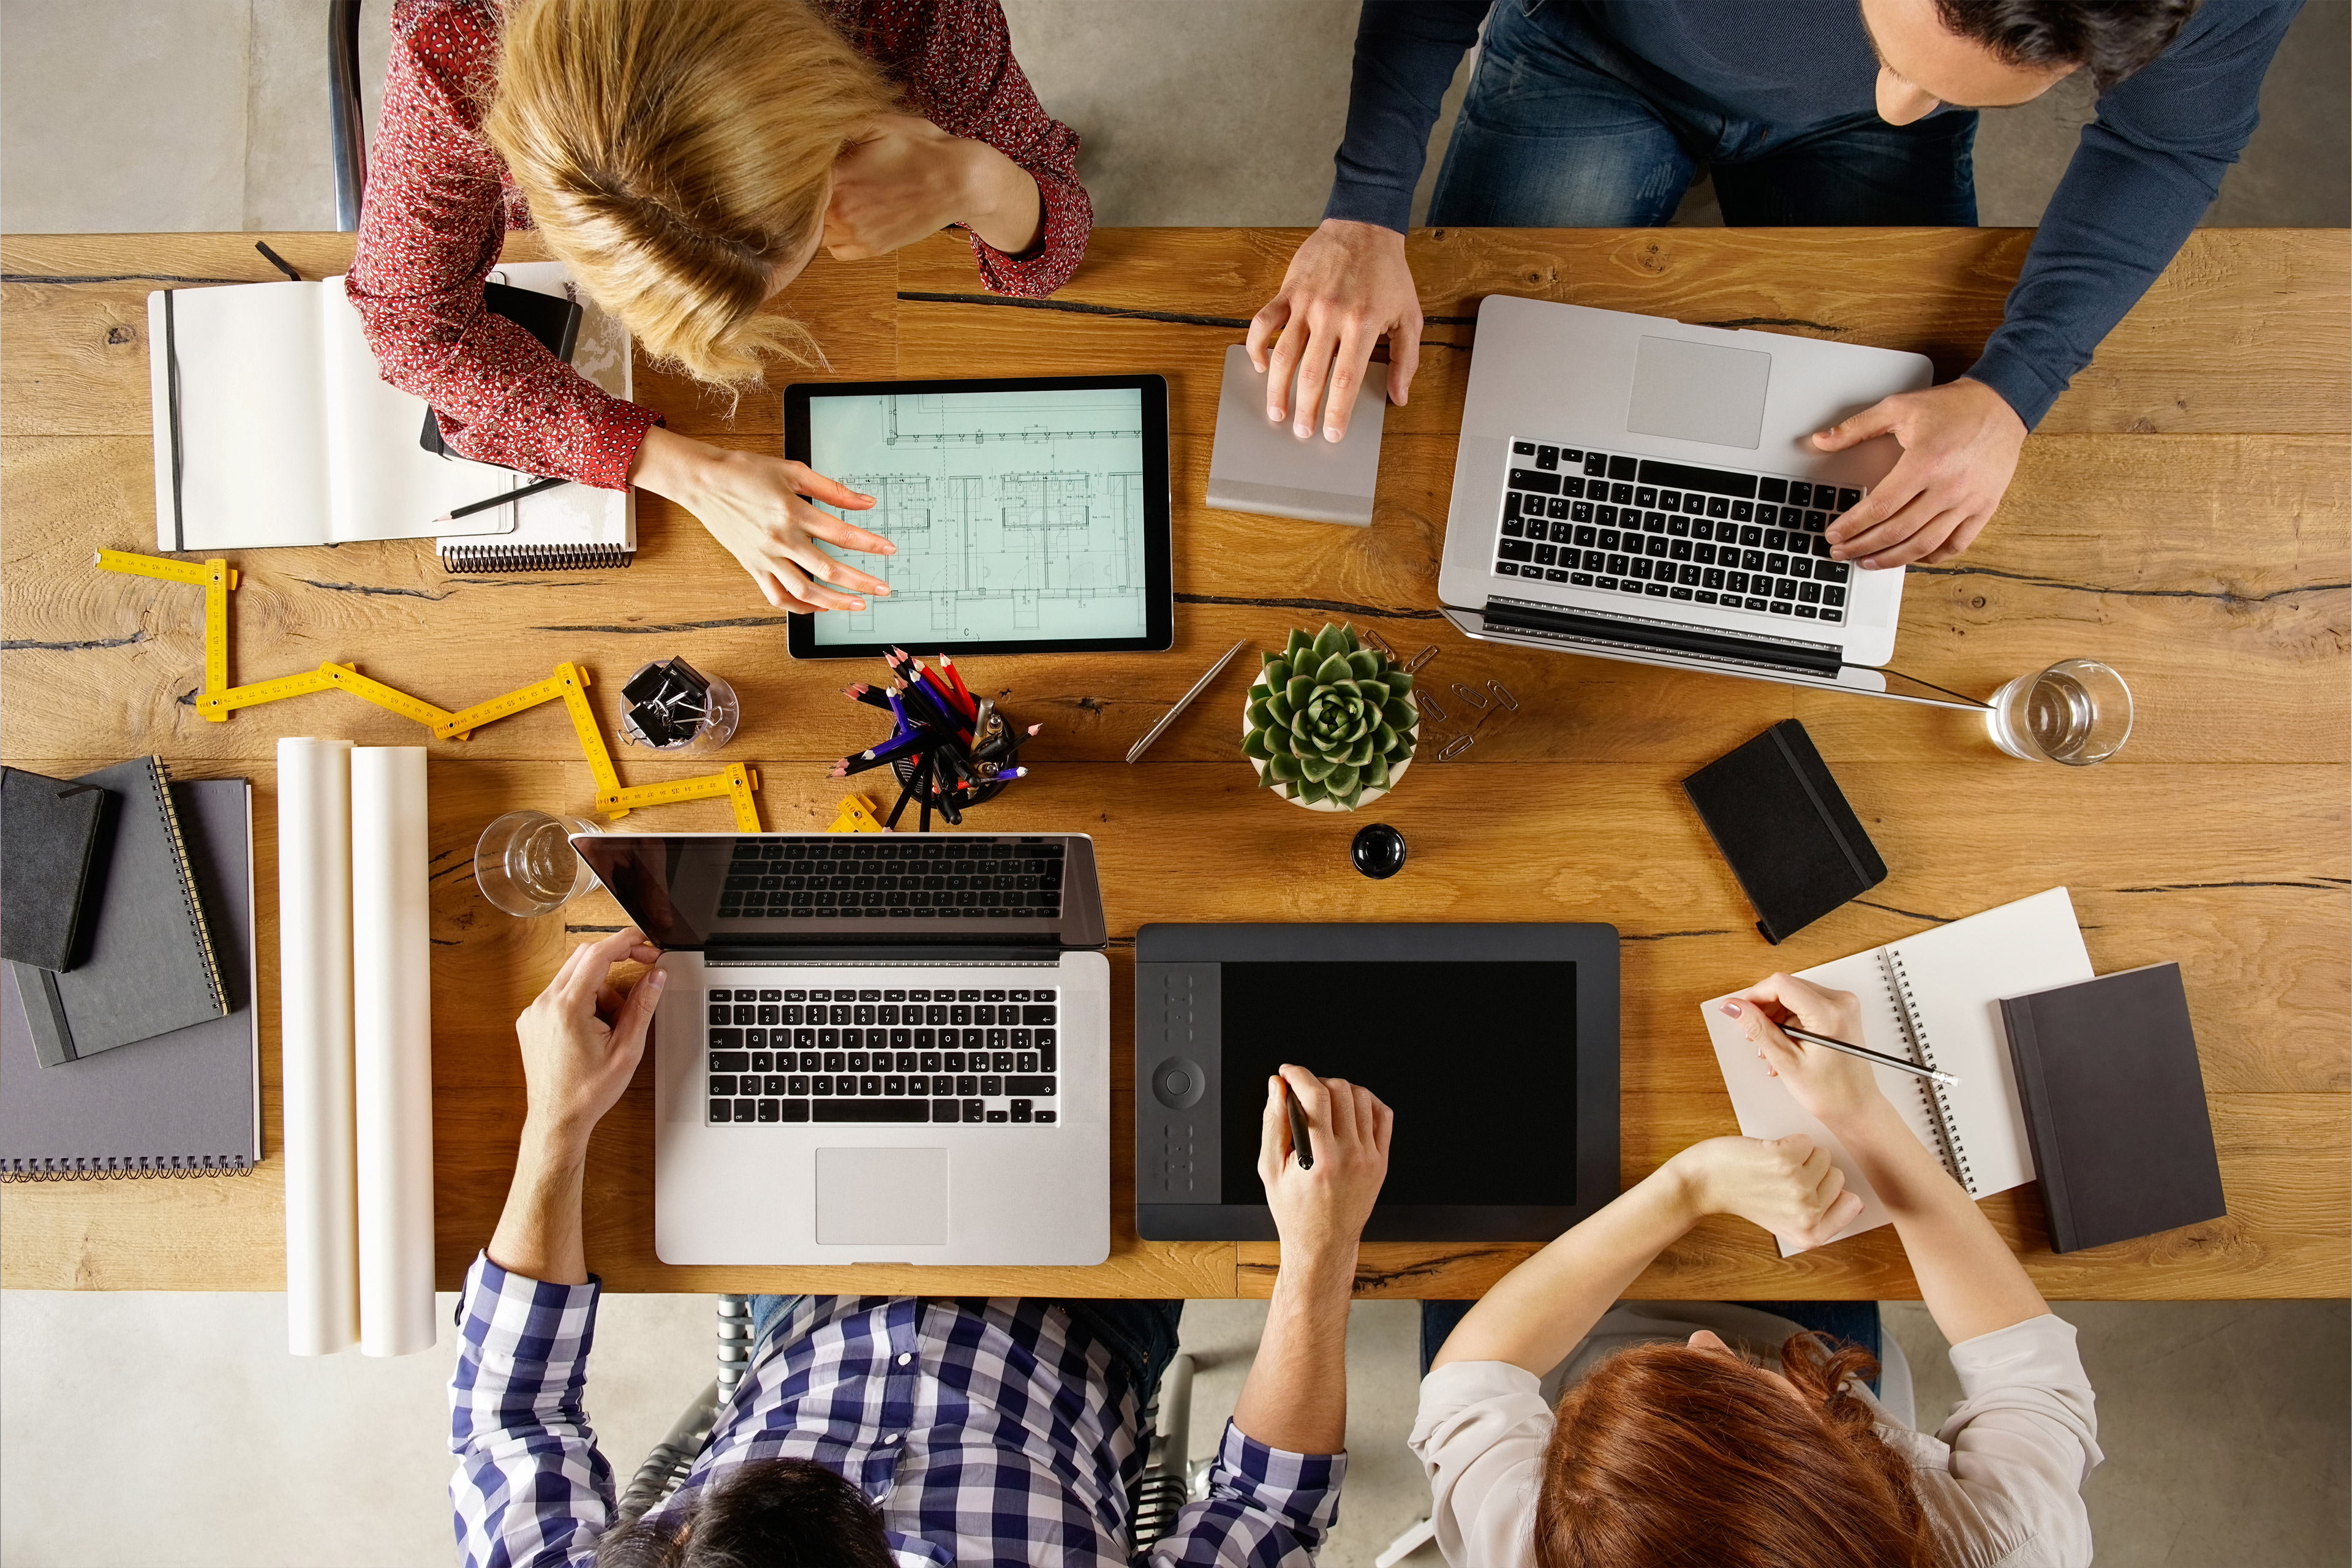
[723,837,1063,920]
[706,984,1060,1126]
[1493,440,1856,626]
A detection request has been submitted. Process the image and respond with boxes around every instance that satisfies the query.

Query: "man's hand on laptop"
[1259,1064,1393,1267]
[1812,376,2026,569]
[1248,220,1422,443]
[515,927,665,1155]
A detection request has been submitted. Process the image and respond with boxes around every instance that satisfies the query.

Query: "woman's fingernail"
[851,600,866,611]
[1719,1000,1743,1018]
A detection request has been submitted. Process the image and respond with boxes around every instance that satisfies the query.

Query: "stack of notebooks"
[0,758,258,1179]
[1702,886,2227,1255]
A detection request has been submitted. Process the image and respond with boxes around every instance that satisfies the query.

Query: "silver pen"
[1126,638,1250,763]
[1777,1022,1959,1088]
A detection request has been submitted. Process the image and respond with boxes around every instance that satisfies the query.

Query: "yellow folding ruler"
[195,662,356,720]
[829,794,883,833]
[94,550,239,720]
[318,664,461,730]
[434,662,585,742]
[600,763,761,832]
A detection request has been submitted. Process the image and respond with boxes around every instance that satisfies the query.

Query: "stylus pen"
[1284,1079,1314,1170]
[1128,638,1250,763]
[1777,1022,1959,1088]
[436,473,569,524]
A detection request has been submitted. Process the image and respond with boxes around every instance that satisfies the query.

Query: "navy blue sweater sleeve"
[1965,0,2301,428]
[1324,0,1493,230]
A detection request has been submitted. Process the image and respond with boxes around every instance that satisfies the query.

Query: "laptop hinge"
[703,944,1065,966]
[1481,597,1843,677]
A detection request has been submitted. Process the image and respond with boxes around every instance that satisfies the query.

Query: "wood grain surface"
[2,229,2342,1298]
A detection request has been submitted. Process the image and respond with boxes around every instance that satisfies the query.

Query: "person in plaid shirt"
[450,928,1393,1567]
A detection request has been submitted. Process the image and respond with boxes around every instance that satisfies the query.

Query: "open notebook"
[1700,886,2093,1251]
[145,263,634,566]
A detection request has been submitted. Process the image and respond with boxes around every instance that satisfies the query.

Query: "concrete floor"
[2,1,2346,1564]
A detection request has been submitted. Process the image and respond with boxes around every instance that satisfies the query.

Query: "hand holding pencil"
[1719,974,1892,1128]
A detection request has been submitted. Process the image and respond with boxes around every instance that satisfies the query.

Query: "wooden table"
[2,227,2343,1300]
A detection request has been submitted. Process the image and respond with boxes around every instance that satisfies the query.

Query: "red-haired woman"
[1414,971,2099,1568]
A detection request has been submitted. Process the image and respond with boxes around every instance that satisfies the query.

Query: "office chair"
[330,0,368,230]
[614,1297,1202,1561]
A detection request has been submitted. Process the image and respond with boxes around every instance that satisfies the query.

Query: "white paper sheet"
[352,748,436,1357]
[278,738,358,1355]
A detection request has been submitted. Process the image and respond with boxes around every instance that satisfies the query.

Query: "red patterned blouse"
[347,0,1092,489]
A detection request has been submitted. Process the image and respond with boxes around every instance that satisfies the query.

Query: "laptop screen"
[1215,960,1578,1208]
[572,834,1093,948]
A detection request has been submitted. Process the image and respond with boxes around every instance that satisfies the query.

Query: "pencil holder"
[831,649,1040,831]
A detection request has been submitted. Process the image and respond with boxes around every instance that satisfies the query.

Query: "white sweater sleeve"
[1407,1362,1553,1568]
[1928,1314,2105,1568]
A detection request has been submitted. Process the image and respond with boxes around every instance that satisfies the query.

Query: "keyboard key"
[1498,538,1533,561]
[1679,564,1702,586]
[1562,476,1586,499]
[1763,529,1787,551]
[1816,560,1850,584]
[1535,444,1558,469]
[1667,515,1691,538]
[1838,488,1863,510]
[764,1074,790,1095]
[1610,482,1634,505]
[1743,551,1766,571]
[1634,486,1657,507]
[1731,500,1753,522]
[1645,582,1668,597]
[734,1098,756,1121]
[1036,1110,1057,1124]
[1596,576,1619,590]
[1796,605,1820,618]
[1009,1100,1033,1123]
[1787,557,1812,579]
[1509,469,1561,495]
[1702,568,1725,589]
[1804,510,1830,533]
[709,1028,744,1049]
[1570,501,1593,522]
[1621,580,1645,595]
[1038,1032,1057,1070]
[1694,590,1718,604]
[1787,481,1812,507]
[1725,572,1749,594]
[1496,562,1518,576]
[1583,452,1607,477]
[1670,586,1694,600]
[933,1098,962,1123]
[1758,477,1788,502]
[1824,586,1847,606]
[1767,553,1790,575]
[708,1003,731,1025]
[780,1100,809,1122]
[1596,506,1617,527]
[1823,608,1844,623]
[1773,578,1798,600]
[756,1099,781,1123]
[1513,439,1536,456]
[710,1099,731,1122]
[1746,597,1770,611]
[815,1099,929,1123]
[1006,1075,1057,1096]
[709,1051,750,1072]
[709,1074,737,1096]
[986,1110,1009,1123]
[1570,571,1594,586]
[1707,496,1730,518]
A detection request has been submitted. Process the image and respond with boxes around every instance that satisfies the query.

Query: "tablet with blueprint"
[785,375,1174,658]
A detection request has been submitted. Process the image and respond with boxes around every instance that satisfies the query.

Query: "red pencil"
[939,652,976,714]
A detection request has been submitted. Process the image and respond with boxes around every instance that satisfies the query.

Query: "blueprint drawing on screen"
[808,388,1150,644]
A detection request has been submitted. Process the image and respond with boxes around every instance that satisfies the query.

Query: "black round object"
[1150,1055,1208,1109]
[1350,822,1408,879]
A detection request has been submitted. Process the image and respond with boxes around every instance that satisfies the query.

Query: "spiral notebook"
[1700,886,2093,1252]
[434,262,638,574]
[1,778,258,1180]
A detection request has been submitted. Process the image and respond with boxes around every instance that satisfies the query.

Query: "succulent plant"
[1244,622,1418,810]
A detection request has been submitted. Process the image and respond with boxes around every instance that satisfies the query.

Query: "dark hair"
[595,1458,895,1568]
[1533,1333,1935,1568]
[1932,0,2198,92]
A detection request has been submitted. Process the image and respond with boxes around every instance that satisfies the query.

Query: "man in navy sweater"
[1251,0,2299,571]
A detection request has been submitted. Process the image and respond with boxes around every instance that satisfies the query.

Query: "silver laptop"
[1439,295,1942,701]
[573,830,1110,1266]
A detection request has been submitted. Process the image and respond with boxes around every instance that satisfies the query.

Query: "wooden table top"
[1,227,2343,1300]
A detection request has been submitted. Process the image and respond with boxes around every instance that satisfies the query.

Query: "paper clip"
[1487,679,1519,711]
[1403,645,1439,674]
[1450,682,1490,710]
[1438,734,1476,761]
[1359,626,1398,661]
[1417,691,1449,725]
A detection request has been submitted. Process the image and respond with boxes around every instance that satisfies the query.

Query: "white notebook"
[1700,886,2094,1251]
[433,262,637,574]
[147,277,522,549]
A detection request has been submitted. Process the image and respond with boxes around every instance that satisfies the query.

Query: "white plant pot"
[1244,668,1418,812]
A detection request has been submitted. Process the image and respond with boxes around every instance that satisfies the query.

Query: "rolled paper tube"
[278,738,358,1356]
[352,747,437,1357]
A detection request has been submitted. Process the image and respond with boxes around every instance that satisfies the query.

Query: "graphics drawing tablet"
[784,374,1174,659]
[1135,922,1620,1242]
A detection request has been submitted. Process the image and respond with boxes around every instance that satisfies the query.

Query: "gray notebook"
[0,779,259,1179]
[9,756,226,1065]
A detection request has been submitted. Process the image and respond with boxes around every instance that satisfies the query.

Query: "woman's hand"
[1721,974,1886,1131]
[628,426,894,611]
[1665,1133,1863,1252]
[514,927,665,1156]
[825,112,1042,260]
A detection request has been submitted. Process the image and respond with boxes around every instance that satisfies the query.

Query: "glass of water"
[1985,659,2134,766]
[474,810,600,916]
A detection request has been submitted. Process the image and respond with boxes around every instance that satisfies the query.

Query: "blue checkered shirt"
[450,1255,1346,1567]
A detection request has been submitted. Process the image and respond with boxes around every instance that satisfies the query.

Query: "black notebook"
[1682,720,1887,944]
[2000,963,2227,1254]
[0,766,113,971]
[1,778,259,1179]
[7,757,226,1066]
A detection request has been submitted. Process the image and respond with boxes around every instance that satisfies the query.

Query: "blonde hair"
[483,0,895,388]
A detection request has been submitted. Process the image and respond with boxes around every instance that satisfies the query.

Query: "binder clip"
[619,658,737,751]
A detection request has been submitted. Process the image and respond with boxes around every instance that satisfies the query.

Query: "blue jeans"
[1427,0,1977,228]
[747,1295,1186,1415]
[1420,1298,1882,1392]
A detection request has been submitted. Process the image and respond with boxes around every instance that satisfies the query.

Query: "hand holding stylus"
[1257,1064,1392,1264]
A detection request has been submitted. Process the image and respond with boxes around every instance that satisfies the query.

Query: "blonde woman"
[349,0,1091,609]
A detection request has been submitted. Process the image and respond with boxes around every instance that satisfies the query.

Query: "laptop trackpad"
[1626,336,1772,450]
[816,1147,948,1246]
